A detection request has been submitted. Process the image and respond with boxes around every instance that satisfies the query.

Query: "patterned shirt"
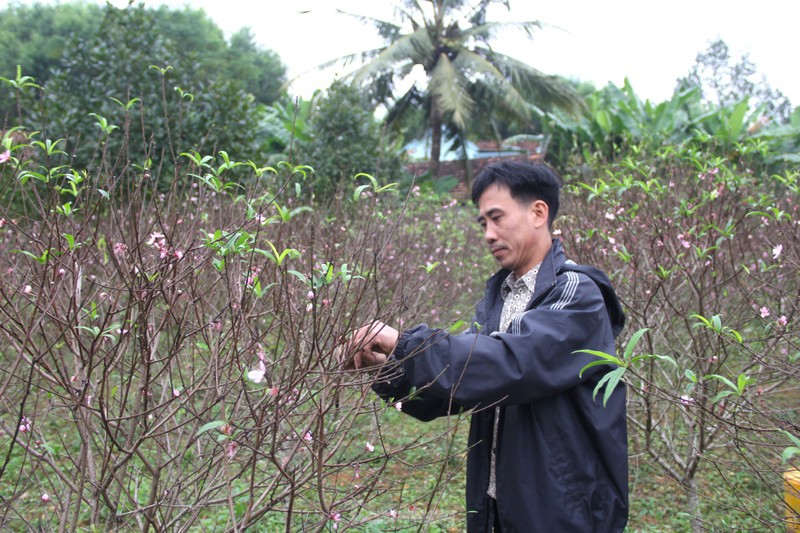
[488,264,540,499]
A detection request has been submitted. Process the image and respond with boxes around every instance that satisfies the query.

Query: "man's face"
[477,184,547,277]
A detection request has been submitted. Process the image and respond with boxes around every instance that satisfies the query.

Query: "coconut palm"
[338,0,584,177]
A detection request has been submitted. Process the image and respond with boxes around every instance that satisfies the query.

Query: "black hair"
[471,160,562,229]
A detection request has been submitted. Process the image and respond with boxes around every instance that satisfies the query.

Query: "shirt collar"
[501,263,541,298]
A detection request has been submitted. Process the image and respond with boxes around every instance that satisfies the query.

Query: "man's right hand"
[344,321,399,369]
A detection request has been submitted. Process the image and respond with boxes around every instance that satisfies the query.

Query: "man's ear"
[530,199,549,228]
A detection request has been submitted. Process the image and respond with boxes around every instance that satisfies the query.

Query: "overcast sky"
[7,0,800,105]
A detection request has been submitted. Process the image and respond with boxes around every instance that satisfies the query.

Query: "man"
[349,161,628,532]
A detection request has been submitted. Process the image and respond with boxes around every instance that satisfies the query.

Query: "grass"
[363,408,788,533]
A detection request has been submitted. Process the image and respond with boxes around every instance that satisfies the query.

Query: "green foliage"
[538,76,795,173]
[226,27,287,106]
[249,94,319,168]
[299,81,406,198]
[0,2,288,190]
[0,2,101,115]
[25,4,263,185]
[576,328,676,406]
[562,140,799,530]
[0,2,286,118]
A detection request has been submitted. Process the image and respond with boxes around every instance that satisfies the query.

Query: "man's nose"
[484,225,497,243]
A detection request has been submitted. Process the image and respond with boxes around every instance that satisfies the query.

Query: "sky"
[6,0,800,105]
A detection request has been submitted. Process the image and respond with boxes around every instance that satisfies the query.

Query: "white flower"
[247,368,266,383]
[772,244,783,260]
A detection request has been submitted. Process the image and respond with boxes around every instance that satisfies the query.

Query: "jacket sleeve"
[371,357,463,421]
[393,271,616,409]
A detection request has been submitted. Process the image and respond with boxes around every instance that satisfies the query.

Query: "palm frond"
[350,27,433,86]
[430,53,474,129]
[487,52,586,114]
[452,49,530,116]
[463,20,543,42]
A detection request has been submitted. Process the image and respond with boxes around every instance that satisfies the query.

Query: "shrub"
[560,142,799,531]
[0,117,485,530]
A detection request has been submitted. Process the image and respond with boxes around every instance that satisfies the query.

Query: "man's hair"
[471,160,562,228]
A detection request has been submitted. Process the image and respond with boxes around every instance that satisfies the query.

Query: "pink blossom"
[680,395,695,406]
[394,401,402,412]
[329,511,341,529]
[146,232,165,246]
[41,493,50,504]
[226,441,238,458]
[22,285,32,294]
[365,441,375,452]
[772,244,783,260]
[305,302,313,313]
[303,430,313,442]
[19,416,32,433]
[173,388,181,397]
[778,316,788,326]
[0,150,10,163]
[388,509,398,518]
[268,387,279,397]
[760,307,770,318]
[307,290,315,300]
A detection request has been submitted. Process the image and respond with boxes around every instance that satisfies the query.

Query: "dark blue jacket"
[373,239,628,532]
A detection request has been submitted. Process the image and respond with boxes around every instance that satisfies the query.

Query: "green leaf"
[591,367,626,407]
[707,373,737,392]
[578,359,617,378]
[448,320,467,333]
[781,446,800,464]
[623,328,649,361]
[710,390,734,404]
[197,420,228,436]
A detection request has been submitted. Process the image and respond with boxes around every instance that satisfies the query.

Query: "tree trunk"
[429,100,442,177]
[459,130,473,194]
[685,476,703,533]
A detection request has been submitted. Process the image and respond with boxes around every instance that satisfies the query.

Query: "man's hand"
[346,321,399,369]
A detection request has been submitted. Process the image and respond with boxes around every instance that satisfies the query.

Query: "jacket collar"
[486,238,566,304]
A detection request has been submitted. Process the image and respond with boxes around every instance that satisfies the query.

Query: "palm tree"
[338,0,584,178]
